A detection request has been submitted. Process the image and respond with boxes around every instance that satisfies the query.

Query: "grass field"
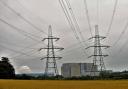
[0,80,128,89]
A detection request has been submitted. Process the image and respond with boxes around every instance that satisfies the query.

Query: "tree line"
[14,71,128,80]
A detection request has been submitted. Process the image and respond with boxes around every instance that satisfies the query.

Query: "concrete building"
[61,63,99,77]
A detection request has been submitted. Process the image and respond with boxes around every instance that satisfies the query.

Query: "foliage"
[0,57,15,79]
[14,70,128,80]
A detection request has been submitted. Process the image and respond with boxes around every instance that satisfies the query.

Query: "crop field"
[0,80,128,89]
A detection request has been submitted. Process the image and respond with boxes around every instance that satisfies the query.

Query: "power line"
[111,20,128,47]
[38,39,89,60]
[9,41,44,59]
[107,20,128,58]
[0,43,38,58]
[118,38,128,54]
[0,17,41,42]
[58,39,90,55]
[11,38,94,61]
[13,39,91,61]
[0,0,47,35]
[0,18,47,58]
[59,0,89,57]
[0,39,38,50]
[16,0,48,25]
[83,0,93,37]
[65,0,88,47]
[106,0,118,37]
[60,45,84,57]
[0,5,46,43]
[59,0,80,40]
[110,21,128,56]
[12,39,88,60]
[10,49,40,59]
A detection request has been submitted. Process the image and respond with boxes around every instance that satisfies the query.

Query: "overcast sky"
[0,0,128,74]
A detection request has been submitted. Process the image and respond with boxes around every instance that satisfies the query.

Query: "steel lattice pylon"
[86,25,110,76]
[39,25,64,76]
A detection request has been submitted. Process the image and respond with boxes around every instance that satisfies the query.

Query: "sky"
[0,0,128,74]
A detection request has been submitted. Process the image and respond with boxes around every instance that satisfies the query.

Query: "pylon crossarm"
[59,48,64,51]
[55,38,60,41]
[88,36,106,40]
[104,46,111,49]
[42,37,60,41]
[39,47,64,51]
[40,58,46,60]
[85,46,110,49]
[88,55,109,58]
[43,57,62,59]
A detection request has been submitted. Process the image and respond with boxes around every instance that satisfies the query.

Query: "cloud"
[18,65,32,74]
[0,0,128,74]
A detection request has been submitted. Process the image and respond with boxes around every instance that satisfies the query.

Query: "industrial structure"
[86,25,110,76]
[39,25,64,76]
[61,63,98,77]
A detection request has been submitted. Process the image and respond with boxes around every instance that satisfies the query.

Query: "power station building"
[61,63,99,77]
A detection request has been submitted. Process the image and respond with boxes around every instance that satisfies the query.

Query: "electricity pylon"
[85,25,110,76]
[39,25,64,76]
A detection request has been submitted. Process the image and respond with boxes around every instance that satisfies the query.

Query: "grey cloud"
[0,0,128,74]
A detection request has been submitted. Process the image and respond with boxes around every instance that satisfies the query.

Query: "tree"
[0,57,15,79]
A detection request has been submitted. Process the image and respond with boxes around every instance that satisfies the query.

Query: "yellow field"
[0,80,128,89]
